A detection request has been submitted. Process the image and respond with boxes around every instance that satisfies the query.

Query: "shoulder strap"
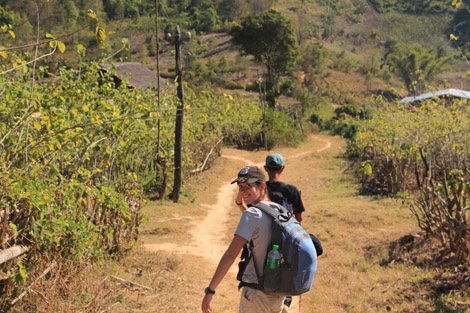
[254,202,287,218]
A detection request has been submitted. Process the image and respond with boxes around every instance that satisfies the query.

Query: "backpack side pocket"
[263,266,281,292]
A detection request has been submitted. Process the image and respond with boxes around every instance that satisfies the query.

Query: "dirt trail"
[143,136,331,264]
[142,154,252,271]
[142,135,332,311]
[136,133,424,313]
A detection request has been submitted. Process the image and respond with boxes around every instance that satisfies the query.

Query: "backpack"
[267,181,293,214]
[267,181,323,256]
[237,202,317,296]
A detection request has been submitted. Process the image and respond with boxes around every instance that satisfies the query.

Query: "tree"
[451,5,470,44]
[301,41,329,92]
[230,9,299,107]
[381,43,452,95]
[218,0,248,22]
[192,7,218,33]
[249,0,273,13]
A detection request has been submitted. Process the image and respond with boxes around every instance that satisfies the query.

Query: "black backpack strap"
[254,202,288,217]
[237,240,264,290]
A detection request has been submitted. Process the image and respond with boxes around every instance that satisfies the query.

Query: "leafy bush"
[0,62,238,307]
[312,102,371,140]
[221,95,302,149]
[353,98,470,261]
[0,64,151,309]
[265,109,302,148]
[331,119,360,139]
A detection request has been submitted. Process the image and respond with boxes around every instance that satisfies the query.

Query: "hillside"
[119,0,470,106]
[2,1,470,311]
[3,0,469,111]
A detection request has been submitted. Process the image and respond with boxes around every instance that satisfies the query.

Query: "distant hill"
[1,0,469,110]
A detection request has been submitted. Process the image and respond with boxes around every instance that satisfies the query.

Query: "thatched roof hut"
[100,62,167,91]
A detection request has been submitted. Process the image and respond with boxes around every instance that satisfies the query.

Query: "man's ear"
[279,165,285,174]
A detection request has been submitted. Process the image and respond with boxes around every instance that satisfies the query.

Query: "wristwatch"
[204,287,215,295]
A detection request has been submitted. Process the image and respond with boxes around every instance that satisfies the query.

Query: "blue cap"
[265,153,284,168]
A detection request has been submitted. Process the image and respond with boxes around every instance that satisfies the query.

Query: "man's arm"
[285,185,306,223]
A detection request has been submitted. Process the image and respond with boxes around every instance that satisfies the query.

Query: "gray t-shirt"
[235,201,281,283]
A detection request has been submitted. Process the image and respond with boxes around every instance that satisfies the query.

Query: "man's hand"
[295,211,304,223]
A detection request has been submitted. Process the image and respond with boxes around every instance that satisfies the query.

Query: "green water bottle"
[267,244,281,269]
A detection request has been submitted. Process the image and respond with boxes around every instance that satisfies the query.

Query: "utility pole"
[172,25,184,202]
[154,0,167,201]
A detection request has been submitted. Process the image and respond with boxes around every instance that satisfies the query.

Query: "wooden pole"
[172,25,184,203]
[155,0,165,200]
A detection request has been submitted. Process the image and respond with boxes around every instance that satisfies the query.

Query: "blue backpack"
[237,202,317,296]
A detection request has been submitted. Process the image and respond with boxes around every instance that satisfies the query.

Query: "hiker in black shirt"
[264,153,306,223]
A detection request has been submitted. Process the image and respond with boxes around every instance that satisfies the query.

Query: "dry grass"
[18,134,469,312]
[271,135,422,313]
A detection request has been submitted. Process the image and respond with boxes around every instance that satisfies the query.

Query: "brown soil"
[92,133,469,313]
[141,135,333,312]
[378,233,470,308]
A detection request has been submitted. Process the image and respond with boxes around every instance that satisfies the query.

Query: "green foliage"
[192,7,218,33]
[302,41,329,75]
[0,62,242,306]
[265,109,302,148]
[218,0,248,21]
[451,5,470,45]
[0,6,13,25]
[330,104,371,140]
[381,43,453,95]
[353,98,470,260]
[221,94,302,149]
[368,0,453,14]
[230,9,300,106]
[231,9,299,76]
[310,102,371,140]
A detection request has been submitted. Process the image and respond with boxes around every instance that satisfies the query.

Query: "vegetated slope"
[145,3,467,114]
[3,0,467,110]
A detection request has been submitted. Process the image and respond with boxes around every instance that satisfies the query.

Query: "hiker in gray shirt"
[202,166,285,313]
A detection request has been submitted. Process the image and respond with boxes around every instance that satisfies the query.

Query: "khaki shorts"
[239,287,285,313]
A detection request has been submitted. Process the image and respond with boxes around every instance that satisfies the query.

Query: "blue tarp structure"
[400,88,470,104]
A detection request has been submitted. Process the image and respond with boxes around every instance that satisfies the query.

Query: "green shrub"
[353,98,470,260]
[221,95,302,149]
[331,119,360,139]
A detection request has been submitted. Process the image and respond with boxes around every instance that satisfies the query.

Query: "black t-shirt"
[266,181,306,215]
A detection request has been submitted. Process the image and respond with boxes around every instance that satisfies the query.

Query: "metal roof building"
[400,88,470,104]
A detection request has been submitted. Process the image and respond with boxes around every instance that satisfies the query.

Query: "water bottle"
[266,244,281,269]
